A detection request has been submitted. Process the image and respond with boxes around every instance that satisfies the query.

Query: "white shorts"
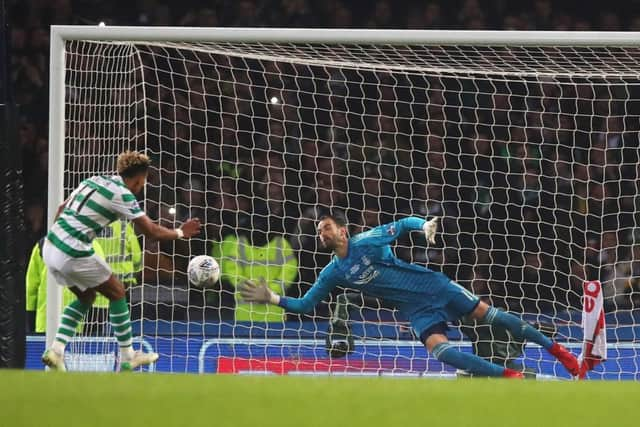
[42,239,112,291]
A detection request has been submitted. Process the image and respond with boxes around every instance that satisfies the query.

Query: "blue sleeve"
[349,217,426,247]
[278,264,339,313]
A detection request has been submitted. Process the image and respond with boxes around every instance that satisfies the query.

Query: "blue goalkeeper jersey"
[279,217,453,316]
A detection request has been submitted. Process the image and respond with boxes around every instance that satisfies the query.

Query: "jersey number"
[67,184,97,214]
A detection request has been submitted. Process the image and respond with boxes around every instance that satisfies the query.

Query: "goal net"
[47,28,640,379]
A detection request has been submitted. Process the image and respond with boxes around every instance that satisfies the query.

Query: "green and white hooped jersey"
[47,175,145,258]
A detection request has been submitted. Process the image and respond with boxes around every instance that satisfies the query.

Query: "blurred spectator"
[457,0,486,29]
[24,201,46,249]
[598,12,621,31]
[212,211,298,322]
[279,0,314,27]
[96,220,142,289]
[178,7,218,27]
[211,168,299,322]
[142,203,179,285]
[532,0,553,29]
[364,0,395,29]
[407,3,445,29]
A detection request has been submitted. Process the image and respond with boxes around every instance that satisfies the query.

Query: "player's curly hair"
[117,150,151,178]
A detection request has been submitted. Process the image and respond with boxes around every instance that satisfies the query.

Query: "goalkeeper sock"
[432,342,504,377]
[109,297,134,360]
[53,299,91,354]
[483,306,553,350]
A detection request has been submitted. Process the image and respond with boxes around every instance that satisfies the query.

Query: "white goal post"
[47,27,640,377]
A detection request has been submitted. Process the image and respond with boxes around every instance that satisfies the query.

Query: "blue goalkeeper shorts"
[405,281,480,341]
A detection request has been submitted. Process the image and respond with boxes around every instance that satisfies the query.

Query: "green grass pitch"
[2,370,638,427]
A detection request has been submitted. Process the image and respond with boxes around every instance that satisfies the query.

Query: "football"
[187,255,221,288]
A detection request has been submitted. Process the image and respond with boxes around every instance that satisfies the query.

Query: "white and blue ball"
[188,255,220,288]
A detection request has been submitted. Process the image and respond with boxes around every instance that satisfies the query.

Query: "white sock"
[120,346,135,361]
[51,341,65,355]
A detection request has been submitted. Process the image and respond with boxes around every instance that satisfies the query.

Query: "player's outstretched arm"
[240,268,338,314]
[352,216,437,247]
[133,215,201,241]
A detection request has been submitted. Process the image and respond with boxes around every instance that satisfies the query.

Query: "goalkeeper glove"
[325,319,355,358]
[238,279,280,305]
[422,216,439,244]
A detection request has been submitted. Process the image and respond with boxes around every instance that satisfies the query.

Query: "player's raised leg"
[422,322,524,378]
[96,275,158,371]
[42,287,96,371]
[470,301,579,377]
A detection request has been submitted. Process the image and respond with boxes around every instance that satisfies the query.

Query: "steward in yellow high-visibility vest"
[213,234,298,322]
[95,219,141,288]
[25,237,109,333]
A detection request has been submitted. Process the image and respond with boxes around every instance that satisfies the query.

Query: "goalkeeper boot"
[502,368,524,379]
[120,350,159,371]
[42,348,66,372]
[549,343,580,377]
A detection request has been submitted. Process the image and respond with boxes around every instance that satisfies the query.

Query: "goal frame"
[47,25,640,350]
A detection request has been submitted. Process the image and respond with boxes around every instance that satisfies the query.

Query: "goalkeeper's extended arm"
[239,271,337,314]
[353,217,433,247]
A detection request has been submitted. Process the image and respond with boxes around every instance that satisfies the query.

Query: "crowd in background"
[11,0,640,323]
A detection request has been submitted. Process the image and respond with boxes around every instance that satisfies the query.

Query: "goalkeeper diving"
[240,214,580,378]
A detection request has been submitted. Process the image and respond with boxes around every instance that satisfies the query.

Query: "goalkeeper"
[240,214,580,378]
